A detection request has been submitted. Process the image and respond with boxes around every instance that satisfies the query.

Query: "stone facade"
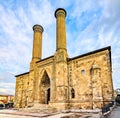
[14,8,113,110]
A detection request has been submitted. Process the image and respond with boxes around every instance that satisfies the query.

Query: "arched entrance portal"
[40,71,50,104]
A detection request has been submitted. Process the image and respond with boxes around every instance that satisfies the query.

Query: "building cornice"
[15,72,29,77]
[68,46,111,61]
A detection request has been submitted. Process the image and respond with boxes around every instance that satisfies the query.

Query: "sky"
[0,0,120,95]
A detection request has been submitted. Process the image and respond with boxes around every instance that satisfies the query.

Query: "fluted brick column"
[32,24,44,61]
[55,8,67,51]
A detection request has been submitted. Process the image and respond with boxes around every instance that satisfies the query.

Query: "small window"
[81,70,85,75]
[71,88,75,98]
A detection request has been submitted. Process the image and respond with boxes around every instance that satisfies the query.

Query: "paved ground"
[108,106,120,118]
[0,109,48,117]
[0,109,101,118]
[2,108,120,118]
[0,114,38,118]
[0,110,73,118]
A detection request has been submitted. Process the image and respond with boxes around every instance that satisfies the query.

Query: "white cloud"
[66,0,120,89]
[0,4,32,74]
[0,77,4,80]
[0,88,15,95]
[0,0,120,95]
[97,1,120,89]
[28,0,54,27]
[0,82,15,95]
[0,82,15,89]
[0,0,55,75]
[0,0,55,95]
[70,0,101,19]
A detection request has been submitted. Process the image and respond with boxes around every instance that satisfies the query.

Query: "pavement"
[1,107,120,118]
[108,106,120,118]
[0,109,74,118]
[0,109,52,117]
[0,109,100,118]
[0,114,37,118]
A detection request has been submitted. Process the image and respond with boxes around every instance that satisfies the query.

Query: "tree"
[115,94,120,105]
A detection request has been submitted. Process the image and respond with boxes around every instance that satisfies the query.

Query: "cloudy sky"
[0,0,120,95]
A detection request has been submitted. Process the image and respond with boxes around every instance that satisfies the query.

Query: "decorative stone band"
[33,24,44,32]
[55,8,67,18]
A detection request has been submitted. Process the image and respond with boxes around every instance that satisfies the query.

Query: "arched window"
[71,88,75,98]
[81,70,85,75]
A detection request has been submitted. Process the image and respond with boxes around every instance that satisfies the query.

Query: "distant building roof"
[0,95,14,97]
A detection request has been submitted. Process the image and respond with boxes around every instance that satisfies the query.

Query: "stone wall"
[15,48,113,110]
[15,74,29,108]
[68,49,113,109]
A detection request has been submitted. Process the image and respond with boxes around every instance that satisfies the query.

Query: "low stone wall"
[61,109,102,118]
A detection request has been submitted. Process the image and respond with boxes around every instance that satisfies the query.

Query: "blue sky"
[0,0,120,95]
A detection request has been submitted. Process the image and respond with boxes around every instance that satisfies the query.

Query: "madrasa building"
[15,8,114,110]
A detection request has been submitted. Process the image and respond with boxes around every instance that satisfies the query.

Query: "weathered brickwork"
[15,73,29,108]
[68,50,113,109]
[15,8,113,110]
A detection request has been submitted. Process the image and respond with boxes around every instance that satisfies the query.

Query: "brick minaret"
[55,8,67,51]
[32,24,44,62]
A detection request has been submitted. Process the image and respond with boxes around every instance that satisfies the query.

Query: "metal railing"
[102,101,114,114]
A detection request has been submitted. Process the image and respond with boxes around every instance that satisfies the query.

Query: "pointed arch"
[90,61,101,77]
[91,61,100,70]
[39,68,51,80]
[39,70,51,104]
[40,70,50,86]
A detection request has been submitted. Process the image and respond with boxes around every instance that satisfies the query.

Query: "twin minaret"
[32,25,44,61]
[31,8,67,62]
[55,8,67,51]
